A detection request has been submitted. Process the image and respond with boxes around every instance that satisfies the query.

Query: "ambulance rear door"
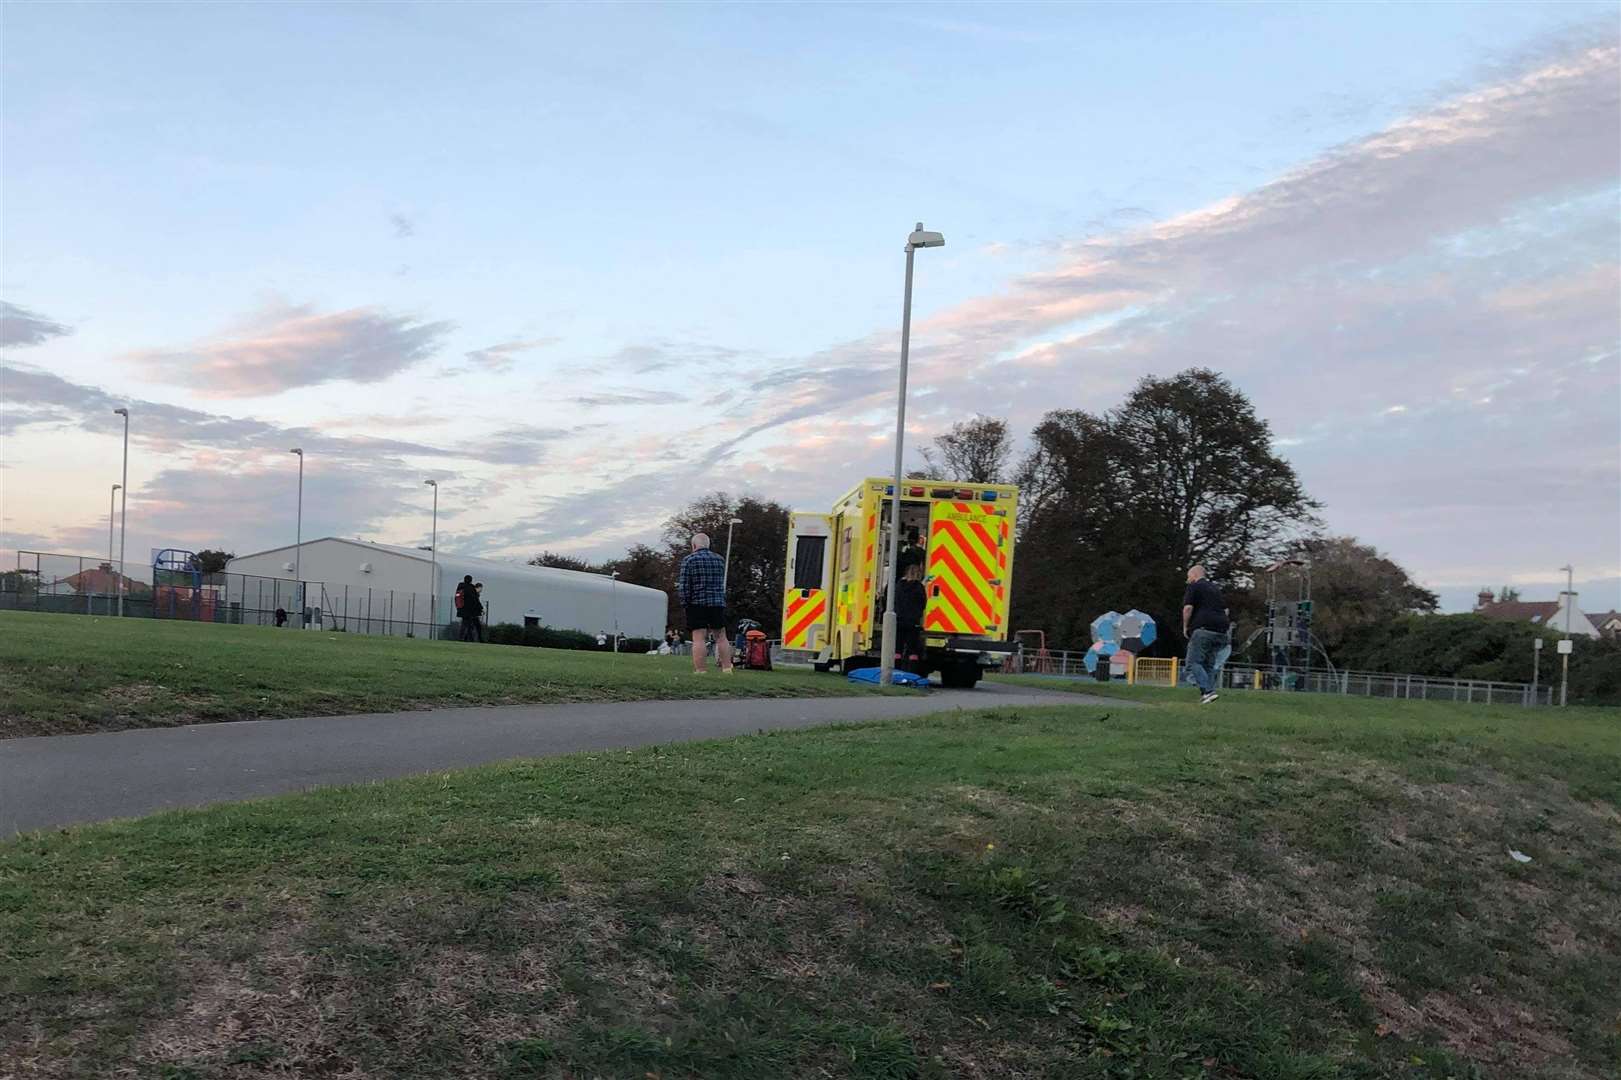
[781,512,833,653]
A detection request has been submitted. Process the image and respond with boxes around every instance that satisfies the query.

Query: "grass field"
[3,690,1617,1079]
[0,611,882,738]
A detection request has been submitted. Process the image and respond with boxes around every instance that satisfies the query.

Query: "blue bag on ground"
[847,667,933,688]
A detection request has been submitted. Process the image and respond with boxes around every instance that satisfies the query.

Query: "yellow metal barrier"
[1130,657,1179,687]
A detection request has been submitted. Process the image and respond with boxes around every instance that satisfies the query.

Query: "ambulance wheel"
[813,661,832,673]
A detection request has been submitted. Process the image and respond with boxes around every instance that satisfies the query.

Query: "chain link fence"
[4,551,456,639]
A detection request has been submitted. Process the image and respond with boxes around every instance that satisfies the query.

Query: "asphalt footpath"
[1,682,1119,836]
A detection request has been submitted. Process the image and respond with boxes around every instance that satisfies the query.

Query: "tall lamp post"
[424,479,438,638]
[107,483,121,615]
[722,516,743,595]
[879,222,945,686]
[113,408,129,615]
[290,448,304,626]
[610,570,620,654]
[1559,563,1574,707]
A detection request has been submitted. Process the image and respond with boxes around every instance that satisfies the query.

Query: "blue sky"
[3,2,1618,613]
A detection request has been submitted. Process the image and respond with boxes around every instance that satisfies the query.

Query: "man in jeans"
[676,532,733,674]
[1182,565,1228,704]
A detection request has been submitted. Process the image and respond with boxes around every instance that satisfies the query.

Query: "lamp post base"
[878,610,898,685]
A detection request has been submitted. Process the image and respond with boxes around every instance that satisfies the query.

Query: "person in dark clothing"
[897,527,926,575]
[1181,565,1229,703]
[456,574,482,642]
[893,561,928,673]
[274,607,288,627]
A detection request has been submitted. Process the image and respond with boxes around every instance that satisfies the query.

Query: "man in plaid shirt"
[677,532,733,674]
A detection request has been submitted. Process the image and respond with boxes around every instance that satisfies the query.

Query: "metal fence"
[1000,643,1552,707]
[4,550,452,639]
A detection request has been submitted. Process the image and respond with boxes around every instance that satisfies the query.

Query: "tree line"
[541,369,1431,654]
[534,367,1614,700]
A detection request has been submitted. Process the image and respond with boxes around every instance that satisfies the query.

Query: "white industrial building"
[226,537,667,640]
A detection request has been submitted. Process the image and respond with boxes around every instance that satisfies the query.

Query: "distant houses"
[1473,590,1612,639]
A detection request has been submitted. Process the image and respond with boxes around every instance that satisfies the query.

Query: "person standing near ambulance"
[677,533,733,675]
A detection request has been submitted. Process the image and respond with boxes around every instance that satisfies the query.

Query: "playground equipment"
[1084,608,1157,679]
[152,549,220,621]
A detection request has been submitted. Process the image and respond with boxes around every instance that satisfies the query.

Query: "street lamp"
[113,408,129,615]
[424,480,438,638]
[1559,563,1574,707]
[290,449,304,626]
[879,222,944,686]
[722,516,743,596]
[107,483,121,615]
[610,570,620,654]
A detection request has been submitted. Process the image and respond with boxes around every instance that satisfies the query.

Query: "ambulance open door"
[781,513,833,652]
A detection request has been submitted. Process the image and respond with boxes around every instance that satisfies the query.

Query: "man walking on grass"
[677,532,733,675]
[1182,565,1228,704]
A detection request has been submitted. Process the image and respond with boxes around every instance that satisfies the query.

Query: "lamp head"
[729,517,743,525]
[113,483,121,491]
[289,447,303,456]
[113,407,129,417]
[424,479,436,487]
[907,222,945,249]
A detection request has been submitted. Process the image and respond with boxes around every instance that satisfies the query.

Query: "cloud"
[571,389,686,408]
[459,40,1621,583]
[463,338,560,374]
[0,301,72,347]
[129,301,453,398]
[389,212,416,238]
[0,363,558,469]
[600,341,745,374]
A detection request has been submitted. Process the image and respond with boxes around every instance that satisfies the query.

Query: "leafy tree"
[662,492,790,634]
[0,569,39,596]
[1295,536,1438,657]
[1496,585,1522,603]
[527,550,601,574]
[193,549,235,574]
[920,414,1013,483]
[1012,370,1320,649]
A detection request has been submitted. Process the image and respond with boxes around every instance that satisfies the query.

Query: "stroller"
[734,618,773,671]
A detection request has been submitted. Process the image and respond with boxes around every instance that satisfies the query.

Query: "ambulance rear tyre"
[941,663,981,689]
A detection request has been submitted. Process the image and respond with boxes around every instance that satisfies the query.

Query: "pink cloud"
[130,301,453,398]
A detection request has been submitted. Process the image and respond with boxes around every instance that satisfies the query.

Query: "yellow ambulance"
[780,477,1019,687]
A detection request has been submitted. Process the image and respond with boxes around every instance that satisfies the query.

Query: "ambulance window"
[840,527,853,572]
[792,536,827,590]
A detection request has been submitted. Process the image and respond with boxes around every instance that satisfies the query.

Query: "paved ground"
[0,683,1116,836]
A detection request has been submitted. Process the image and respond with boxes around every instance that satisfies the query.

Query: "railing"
[999,644,1551,708]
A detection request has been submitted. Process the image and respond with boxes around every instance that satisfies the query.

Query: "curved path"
[1,683,1117,836]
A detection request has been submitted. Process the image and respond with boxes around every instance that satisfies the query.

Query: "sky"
[2,1,1618,614]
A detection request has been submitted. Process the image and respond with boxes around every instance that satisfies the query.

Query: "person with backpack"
[455,574,482,642]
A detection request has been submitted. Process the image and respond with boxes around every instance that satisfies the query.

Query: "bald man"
[1182,565,1229,704]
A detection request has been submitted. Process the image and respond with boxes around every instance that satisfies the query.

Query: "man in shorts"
[676,532,733,674]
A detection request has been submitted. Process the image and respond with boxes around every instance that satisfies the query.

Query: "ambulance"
[780,477,1019,687]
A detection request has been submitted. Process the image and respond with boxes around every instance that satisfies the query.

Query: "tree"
[527,550,601,574]
[1292,536,1438,658]
[193,549,235,574]
[1496,585,1522,603]
[661,492,791,635]
[1011,370,1321,649]
[920,414,1013,483]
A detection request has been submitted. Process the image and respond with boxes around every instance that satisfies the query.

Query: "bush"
[482,625,661,653]
[1335,614,1621,705]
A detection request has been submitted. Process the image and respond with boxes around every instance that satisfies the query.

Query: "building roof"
[1590,611,1621,630]
[1475,600,1560,624]
[62,566,150,594]
[229,537,633,587]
